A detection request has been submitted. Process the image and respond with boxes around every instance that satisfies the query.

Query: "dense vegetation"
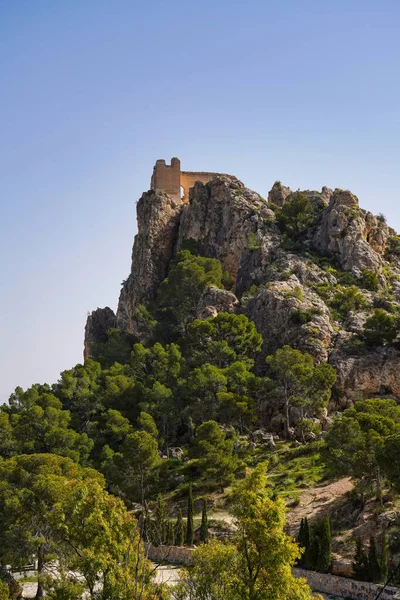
[3,248,400,596]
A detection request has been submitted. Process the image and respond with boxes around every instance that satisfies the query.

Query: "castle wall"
[180,171,225,201]
[150,158,181,201]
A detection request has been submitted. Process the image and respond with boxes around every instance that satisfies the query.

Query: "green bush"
[330,286,368,317]
[364,309,398,345]
[359,268,380,292]
[275,193,314,240]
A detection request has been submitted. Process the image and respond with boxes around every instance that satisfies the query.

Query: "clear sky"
[1,0,400,400]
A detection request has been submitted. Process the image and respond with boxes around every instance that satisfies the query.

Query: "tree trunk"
[34,546,44,599]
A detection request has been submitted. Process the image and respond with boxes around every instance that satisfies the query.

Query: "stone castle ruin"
[150,157,230,202]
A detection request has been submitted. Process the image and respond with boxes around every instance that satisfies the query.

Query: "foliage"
[91,328,134,368]
[155,250,225,340]
[175,510,184,547]
[186,485,194,546]
[324,398,400,493]
[330,285,368,317]
[266,346,336,438]
[175,464,321,600]
[353,536,369,581]
[184,313,262,369]
[189,421,241,489]
[364,309,398,345]
[359,268,380,292]
[200,499,209,543]
[275,193,315,241]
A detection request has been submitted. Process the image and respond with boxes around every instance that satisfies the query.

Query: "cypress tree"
[199,498,209,543]
[175,509,184,547]
[309,535,321,570]
[303,517,311,568]
[318,515,331,573]
[368,536,381,583]
[380,531,388,583]
[353,536,368,581]
[166,520,175,546]
[155,493,167,546]
[186,484,194,546]
[297,518,305,547]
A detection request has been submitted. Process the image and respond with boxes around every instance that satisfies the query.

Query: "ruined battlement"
[150,157,231,202]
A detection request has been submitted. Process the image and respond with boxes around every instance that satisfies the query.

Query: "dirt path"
[286,477,354,535]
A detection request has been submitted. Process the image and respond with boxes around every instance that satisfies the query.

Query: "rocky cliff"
[85,175,400,404]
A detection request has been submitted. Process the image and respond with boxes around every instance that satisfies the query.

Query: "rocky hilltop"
[85,172,400,405]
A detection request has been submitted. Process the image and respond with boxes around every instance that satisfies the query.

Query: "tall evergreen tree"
[303,517,311,568]
[380,531,389,583]
[368,536,381,583]
[317,515,331,573]
[186,484,194,546]
[175,509,184,547]
[166,520,175,546]
[199,498,209,543]
[155,492,167,546]
[353,536,368,581]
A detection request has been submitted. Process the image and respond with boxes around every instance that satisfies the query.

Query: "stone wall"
[150,157,230,203]
[180,170,229,201]
[145,544,194,565]
[294,568,400,600]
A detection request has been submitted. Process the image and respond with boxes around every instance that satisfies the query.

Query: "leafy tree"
[0,454,103,599]
[330,285,368,317]
[275,192,314,240]
[324,399,400,494]
[156,250,225,339]
[186,485,194,546]
[106,430,161,502]
[364,309,398,346]
[175,510,184,547]
[137,411,159,438]
[189,420,240,490]
[2,388,93,463]
[297,518,310,567]
[166,520,175,546]
[353,536,368,581]
[266,346,336,438]
[183,365,227,424]
[377,433,400,490]
[91,327,134,368]
[176,464,322,600]
[200,499,209,544]
[184,313,262,369]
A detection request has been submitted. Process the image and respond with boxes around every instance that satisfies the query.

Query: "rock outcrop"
[84,307,116,359]
[116,190,184,334]
[85,171,400,404]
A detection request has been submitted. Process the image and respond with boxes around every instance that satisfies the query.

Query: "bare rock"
[84,307,116,360]
[268,181,291,207]
[116,190,184,334]
[196,285,239,319]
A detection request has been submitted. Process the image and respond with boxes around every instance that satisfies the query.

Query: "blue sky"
[1,0,400,400]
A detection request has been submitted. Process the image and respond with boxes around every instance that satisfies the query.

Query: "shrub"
[330,286,368,317]
[364,309,398,345]
[386,235,400,257]
[359,269,380,292]
[275,192,314,240]
[247,232,260,251]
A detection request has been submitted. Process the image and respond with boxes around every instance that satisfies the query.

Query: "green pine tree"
[317,515,331,573]
[199,498,208,543]
[380,531,389,583]
[309,535,321,570]
[368,536,381,583]
[353,536,368,581]
[166,520,175,546]
[175,510,184,547]
[186,484,194,546]
[155,493,167,546]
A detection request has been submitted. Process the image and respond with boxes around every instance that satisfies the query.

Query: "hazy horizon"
[2,0,400,401]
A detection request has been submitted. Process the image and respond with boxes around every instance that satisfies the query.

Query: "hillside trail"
[286,477,354,535]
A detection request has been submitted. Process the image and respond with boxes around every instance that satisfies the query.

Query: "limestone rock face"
[268,181,292,207]
[196,285,239,320]
[330,335,400,404]
[177,176,268,285]
[312,190,385,277]
[116,190,184,334]
[244,278,334,363]
[84,307,116,359]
